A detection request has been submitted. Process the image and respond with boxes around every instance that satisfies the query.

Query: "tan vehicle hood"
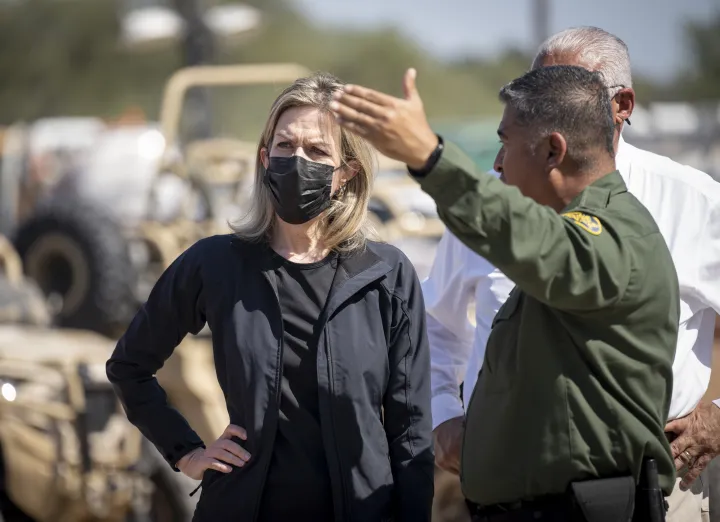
[0,325,115,367]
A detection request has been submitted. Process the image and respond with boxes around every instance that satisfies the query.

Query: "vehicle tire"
[131,440,199,522]
[12,200,137,337]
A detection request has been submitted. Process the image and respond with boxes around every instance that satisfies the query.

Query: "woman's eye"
[276,142,291,148]
[312,147,328,156]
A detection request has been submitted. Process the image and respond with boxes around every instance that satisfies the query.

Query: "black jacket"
[106,235,434,522]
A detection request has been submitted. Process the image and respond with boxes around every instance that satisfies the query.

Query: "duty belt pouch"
[571,476,635,522]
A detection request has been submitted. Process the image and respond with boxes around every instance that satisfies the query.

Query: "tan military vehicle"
[4,64,443,336]
[0,235,200,522]
[0,66,443,521]
[372,153,444,242]
[2,64,313,337]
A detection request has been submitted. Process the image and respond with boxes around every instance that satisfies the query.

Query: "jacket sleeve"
[416,141,632,313]
[423,229,483,429]
[384,262,434,522]
[106,242,208,470]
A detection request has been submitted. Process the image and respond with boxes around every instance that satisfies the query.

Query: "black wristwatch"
[407,134,444,178]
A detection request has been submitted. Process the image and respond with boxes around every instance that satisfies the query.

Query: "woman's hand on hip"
[176,424,252,480]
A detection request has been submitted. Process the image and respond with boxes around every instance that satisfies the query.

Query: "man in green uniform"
[330,64,679,520]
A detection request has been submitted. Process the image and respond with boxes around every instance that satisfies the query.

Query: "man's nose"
[493,154,504,175]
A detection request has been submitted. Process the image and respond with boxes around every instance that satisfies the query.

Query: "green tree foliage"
[679,10,720,101]
[0,0,691,134]
[0,0,521,127]
[0,0,183,121]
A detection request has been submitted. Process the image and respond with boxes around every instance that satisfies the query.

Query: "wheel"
[129,440,199,522]
[13,199,137,337]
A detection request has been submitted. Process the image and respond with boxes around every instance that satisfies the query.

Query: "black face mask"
[263,155,335,225]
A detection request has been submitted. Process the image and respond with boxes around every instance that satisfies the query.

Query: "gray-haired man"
[427,26,720,522]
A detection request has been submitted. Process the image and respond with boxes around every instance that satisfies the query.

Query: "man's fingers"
[680,454,712,490]
[674,444,702,471]
[217,439,251,461]
[330,101,378,130]
[222,424,247,440]
[332,92,389,120]
[432,417,465,476]
[665,417,688,435]
[402,68,418,101]
[436,453,460,475]
[669,433,693,459]
[342,84,397,107]
[333,116,370,137]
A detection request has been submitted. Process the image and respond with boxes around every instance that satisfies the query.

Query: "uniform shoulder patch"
[562,211,603,235]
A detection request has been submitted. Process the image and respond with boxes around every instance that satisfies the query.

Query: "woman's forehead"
[274,106,339,143]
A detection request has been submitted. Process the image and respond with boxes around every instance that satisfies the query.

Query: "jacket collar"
[562,170,627,212]
[327,246,392,317]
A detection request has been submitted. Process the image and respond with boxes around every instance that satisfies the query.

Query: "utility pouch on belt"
[635,458,667,522]
[570,475,635,522]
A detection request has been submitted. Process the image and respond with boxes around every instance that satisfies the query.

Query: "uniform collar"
[562,170,628,212]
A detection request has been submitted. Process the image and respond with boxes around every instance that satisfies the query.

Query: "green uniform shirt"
[417,142,679,504]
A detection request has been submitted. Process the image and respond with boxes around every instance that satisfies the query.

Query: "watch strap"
[407,134,444,178]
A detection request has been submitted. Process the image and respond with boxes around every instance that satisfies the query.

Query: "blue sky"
[293,0,719,82]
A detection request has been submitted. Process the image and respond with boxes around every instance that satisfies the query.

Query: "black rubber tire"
[12,200,137,337]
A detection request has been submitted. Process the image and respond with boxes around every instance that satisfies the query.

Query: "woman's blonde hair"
[230,71,378,253]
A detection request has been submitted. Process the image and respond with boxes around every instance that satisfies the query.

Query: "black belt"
[466,493,580,522]
[466,471,651,522]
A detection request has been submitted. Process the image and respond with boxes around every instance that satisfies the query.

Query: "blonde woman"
[107,72,433,522]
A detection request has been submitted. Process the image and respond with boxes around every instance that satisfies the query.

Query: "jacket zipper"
[252,280,285,522]
[323,330,350,522]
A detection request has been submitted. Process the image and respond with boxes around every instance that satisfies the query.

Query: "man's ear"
[260,147,269,170]
[614,87,635,126]
[547,132,567,170]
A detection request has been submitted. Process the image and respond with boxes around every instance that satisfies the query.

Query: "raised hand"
[330,68,439,170]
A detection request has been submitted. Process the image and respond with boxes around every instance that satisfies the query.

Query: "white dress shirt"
[424,137,720,429]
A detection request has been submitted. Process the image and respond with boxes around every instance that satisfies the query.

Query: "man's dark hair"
[499,65,615,169]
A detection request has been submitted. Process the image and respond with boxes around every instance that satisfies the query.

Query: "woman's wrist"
[176,446,204,471]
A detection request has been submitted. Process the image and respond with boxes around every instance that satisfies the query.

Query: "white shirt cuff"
[431,393,465,431]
